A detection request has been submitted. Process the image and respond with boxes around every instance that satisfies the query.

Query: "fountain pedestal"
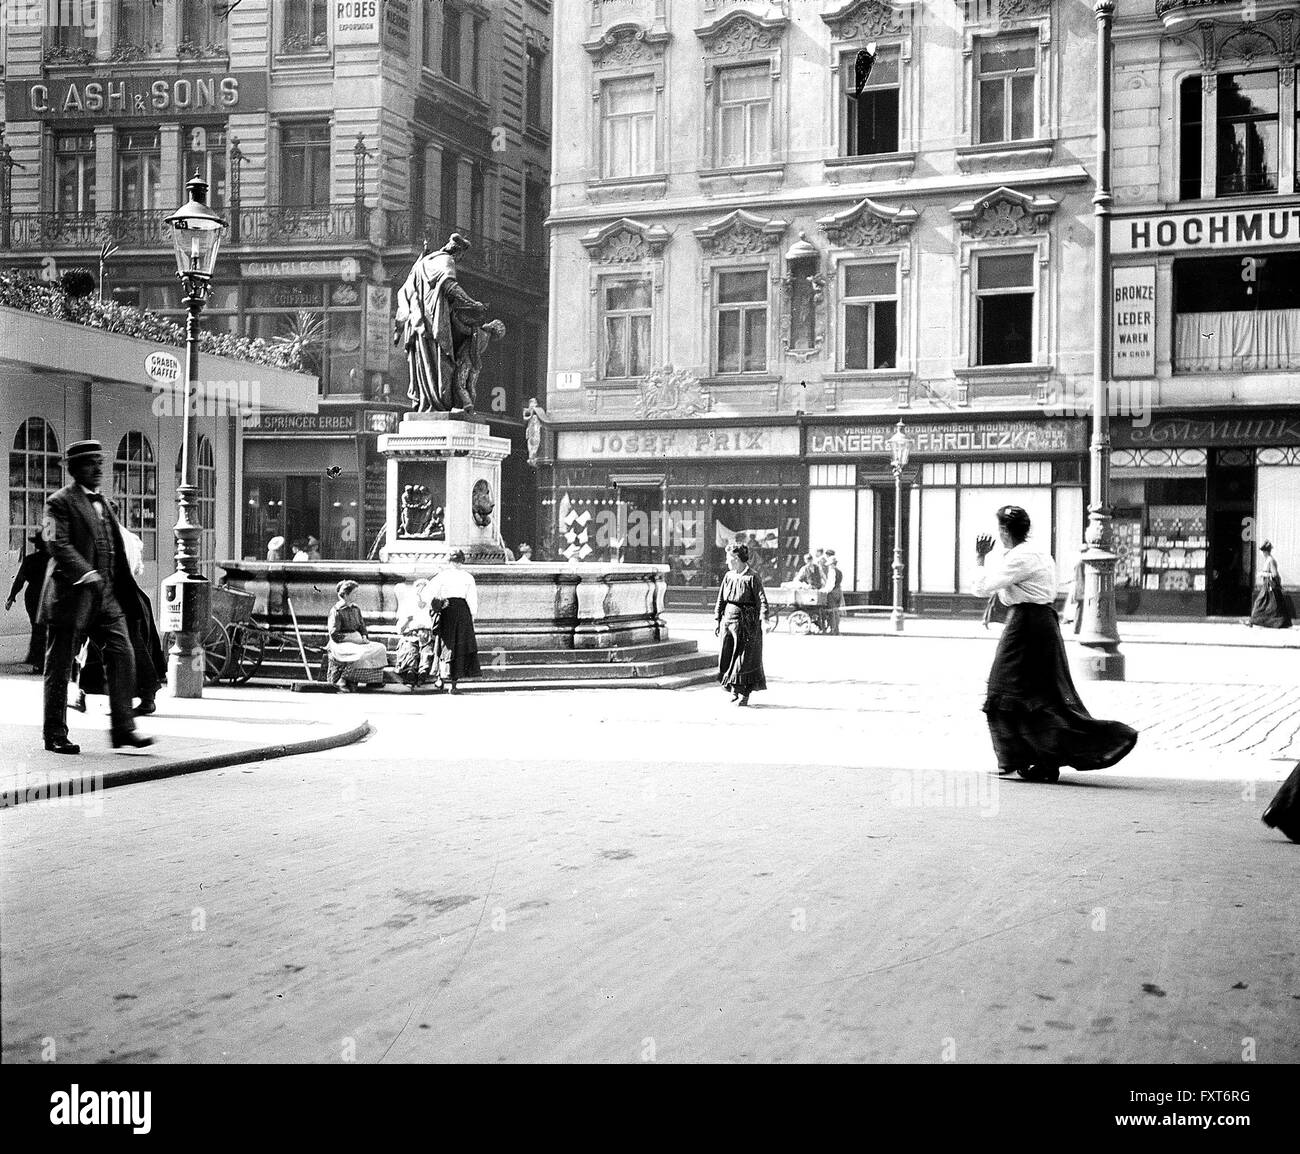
[380,413,510,564]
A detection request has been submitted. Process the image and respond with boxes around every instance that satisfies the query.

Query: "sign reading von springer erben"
[1113,208,1300,254]
[809,420,1084,457]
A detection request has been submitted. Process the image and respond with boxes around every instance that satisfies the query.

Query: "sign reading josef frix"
[8,72,266,120]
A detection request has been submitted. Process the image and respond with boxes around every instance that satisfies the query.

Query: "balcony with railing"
[1155,0,1290,31]
[0,204,375,252]
[385,212,548,290]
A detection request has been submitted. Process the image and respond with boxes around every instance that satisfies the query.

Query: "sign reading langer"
[1112,265,1156,379]
[558,426,799,461]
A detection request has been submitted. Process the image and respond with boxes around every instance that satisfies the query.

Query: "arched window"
[176,435,217,577]
[8,418,61,552]
[112,432,157,561]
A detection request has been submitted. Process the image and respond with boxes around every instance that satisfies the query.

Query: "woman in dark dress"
[429,551,480,693]
[975,506,1137,782]
[714,542,769,706]
[1248,541,1292,628]
[5,533,48,671]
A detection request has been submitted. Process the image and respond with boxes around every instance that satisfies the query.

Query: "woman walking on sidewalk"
[975,506,1137,782]
[1248,541,1292,629]
[428,552,480,693]
[714,542,769,707]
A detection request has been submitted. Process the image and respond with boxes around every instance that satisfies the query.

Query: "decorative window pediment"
[995,0,1052,19]
[949,186,1058,237]
[580,217,671,262]
[694,10,788,57]
[583,21,671,69]
[693,209,788,254]
[820,0,909,41]
[817,197,918,247]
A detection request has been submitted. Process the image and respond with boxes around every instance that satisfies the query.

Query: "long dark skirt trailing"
[1262,763,1300,843]
[436,597,480,680]
[1250,578,1293,629]
[718,608,766,695]
[983,602,1137,774]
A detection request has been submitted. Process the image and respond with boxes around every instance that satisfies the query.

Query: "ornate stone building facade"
[541,0,1100,608]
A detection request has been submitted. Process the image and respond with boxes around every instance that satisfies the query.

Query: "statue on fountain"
[393,232,505,414]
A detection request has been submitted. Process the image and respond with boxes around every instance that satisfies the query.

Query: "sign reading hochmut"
[1113,208,1300,254]
[557,426,799,460]
[809,420,1085,457]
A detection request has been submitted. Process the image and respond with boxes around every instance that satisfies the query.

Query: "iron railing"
[385,211,547,287]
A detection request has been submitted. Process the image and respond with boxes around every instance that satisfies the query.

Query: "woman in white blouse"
[427,551,481,692]
[974,505,1136,782]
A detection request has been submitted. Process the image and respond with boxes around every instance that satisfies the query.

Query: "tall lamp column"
[162,174,227,698]
[1075,0,1125,681]
[887,420,912,633]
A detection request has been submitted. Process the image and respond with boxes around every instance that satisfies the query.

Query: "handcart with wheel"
[764,587,832,634]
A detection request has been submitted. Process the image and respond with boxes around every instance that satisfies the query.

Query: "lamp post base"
[167,632,205,699]
[1071,646,1126,683]
[890,606,905,633]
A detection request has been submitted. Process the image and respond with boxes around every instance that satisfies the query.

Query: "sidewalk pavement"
[0,665,369,807]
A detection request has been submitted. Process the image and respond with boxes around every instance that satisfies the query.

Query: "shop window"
[526,46,547,130]
[112,432,157,562]
[601,277,652,380]
[442,5,462,84]
[715,65,771,169]
[1217,71,1278,197]
[8,418,60,553]
[53,132,96,215]
[842,47,900,157]
[116,0,163,56]
[1179,75,1202,201]
[280,122,331,207]
[116,129,161,212]
[715,269,768,375]
[182,0,229,54]
[840,262,897,370]
[975,252,1035,365]
[284,0,328,53]
[710,493,799,587]
[175,435,217,579]
[1173,253,1300,373]
[976,35,1037,145]
[601,76,656,179]
[184,126,227,210]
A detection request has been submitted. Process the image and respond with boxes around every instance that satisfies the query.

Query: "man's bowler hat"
[65,439,104,465]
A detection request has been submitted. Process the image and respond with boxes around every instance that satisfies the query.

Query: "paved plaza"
[2,623,1296,1065]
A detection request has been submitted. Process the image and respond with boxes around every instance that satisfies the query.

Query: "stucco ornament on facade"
[817,197,918,247]
[583,21,670,68]
[820,0,908,41]
[634,365,711,419]
[694,209,788,254]
[580,217,671,262]
[695,11,787,57]
[950,187,1058,238]
[997,0,1052,21]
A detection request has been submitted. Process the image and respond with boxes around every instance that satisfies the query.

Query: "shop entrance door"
[613,482,663,566]
[869,483,910,607]
[1208,458,1255,617]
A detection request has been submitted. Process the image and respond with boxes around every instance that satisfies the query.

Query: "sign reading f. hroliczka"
[1112,208,1300,254]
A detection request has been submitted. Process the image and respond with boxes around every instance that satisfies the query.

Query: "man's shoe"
[44,737,80,755]
[110,730,154,750]
[133,700,156,716]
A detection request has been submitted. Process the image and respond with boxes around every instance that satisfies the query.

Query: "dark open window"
[976,252,1034,365]
[844,47,899,156]
[1179,75,1202,201]
[1216,71,1278,196]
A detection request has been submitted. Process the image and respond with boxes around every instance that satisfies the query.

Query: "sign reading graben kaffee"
[809,419,1085,457]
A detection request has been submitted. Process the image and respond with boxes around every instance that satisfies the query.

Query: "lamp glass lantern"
[888,420,911,469]
[165,174,226,279]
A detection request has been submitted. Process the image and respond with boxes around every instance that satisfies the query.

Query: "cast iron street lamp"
[162,173,226,698]
[888,419,911,633]
[1075,0,1125,681]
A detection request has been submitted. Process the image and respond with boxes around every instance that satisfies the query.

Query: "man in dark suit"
[40,440,154,754]
[823,551,844,636]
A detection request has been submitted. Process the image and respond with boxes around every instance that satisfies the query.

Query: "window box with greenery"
[283,0,329,55]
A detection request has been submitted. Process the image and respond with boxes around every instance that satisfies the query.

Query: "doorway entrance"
[1208,455,1255,616]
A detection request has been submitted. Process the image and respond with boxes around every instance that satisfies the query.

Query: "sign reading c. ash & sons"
[7,72,266,120]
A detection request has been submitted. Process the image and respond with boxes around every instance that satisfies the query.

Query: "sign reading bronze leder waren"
[1112,265,1156,379]
[558,426,800,461]
[809,419,1085,457]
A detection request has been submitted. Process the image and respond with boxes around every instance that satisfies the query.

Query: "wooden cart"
[764,587,832,634]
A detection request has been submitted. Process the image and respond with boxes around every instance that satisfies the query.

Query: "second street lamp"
[162,173,226,699]
[888,419,912,633]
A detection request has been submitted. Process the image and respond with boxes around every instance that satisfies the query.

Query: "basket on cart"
[765,587,832,634]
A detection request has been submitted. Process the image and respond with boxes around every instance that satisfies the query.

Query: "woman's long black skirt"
[436,597,480,680]
[983,602,1137,773]
[718,608,766,695]
[1250,579,1293,628]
